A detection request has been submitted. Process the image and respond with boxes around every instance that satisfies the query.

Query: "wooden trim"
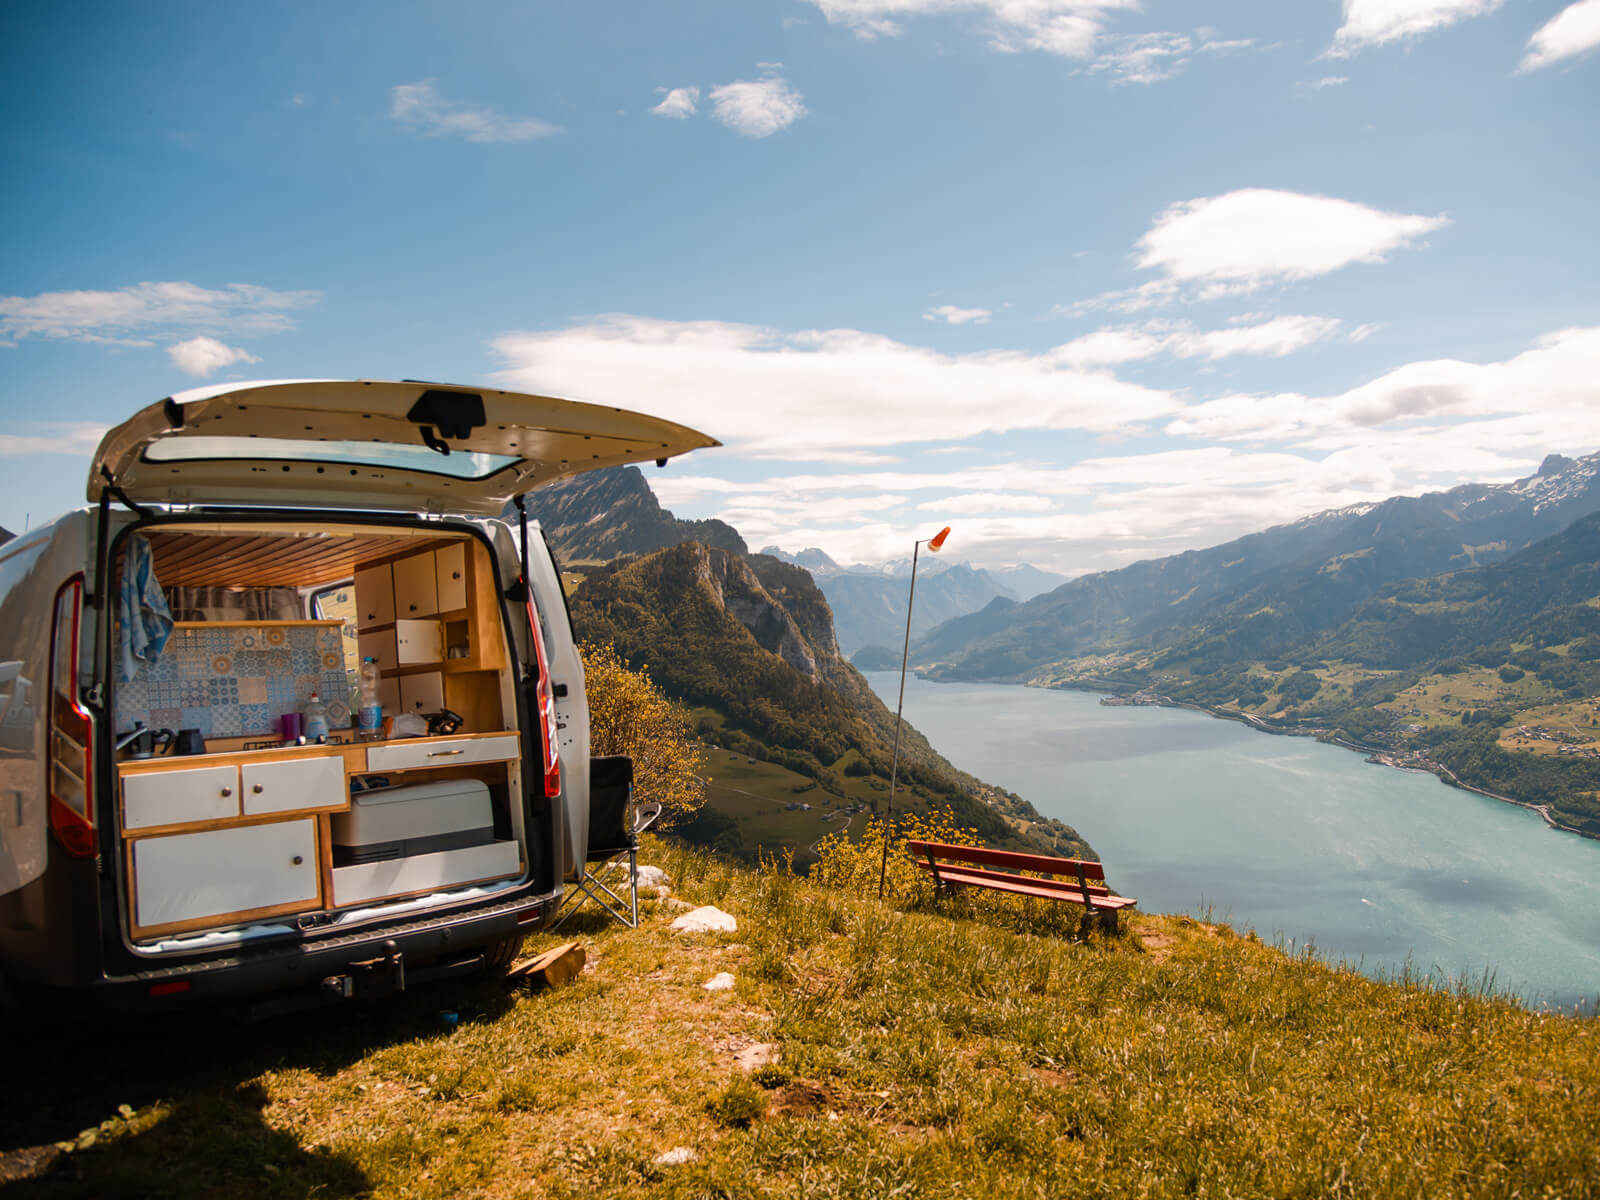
[317,813,336,914]
[118,742,367,777]
[171,619,344,630]
[122,802,350,841]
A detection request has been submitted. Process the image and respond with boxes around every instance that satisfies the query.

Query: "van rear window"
[143,437,519,480]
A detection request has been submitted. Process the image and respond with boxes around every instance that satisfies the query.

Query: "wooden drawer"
[123,764,240,831]
[241,754,347,816]
[131,819,319,934]
[364,733,520,772]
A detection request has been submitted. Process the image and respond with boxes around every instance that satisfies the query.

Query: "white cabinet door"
[392,551,438,619]
[358,629,397,674]
[398,671,444,716]
[365,733,520,771]
[354,563,395,628]
[132,819,319,930]
[435,543,468,613]
[395,619,442,665]
[241,754,347,816]
[123,764,240,831]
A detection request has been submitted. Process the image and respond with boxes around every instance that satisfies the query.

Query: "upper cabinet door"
[392,551,438,619]
[435,542,468,613]
[354,563,395,628]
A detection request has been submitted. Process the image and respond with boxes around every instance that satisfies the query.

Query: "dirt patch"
[1138,933,1180,961]
[767,1082,834,1118]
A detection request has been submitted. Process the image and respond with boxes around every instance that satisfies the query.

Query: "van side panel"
[525,521,590,882]
[0,514,91,898]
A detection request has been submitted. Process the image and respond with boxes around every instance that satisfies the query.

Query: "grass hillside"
[7,842,1595,1198]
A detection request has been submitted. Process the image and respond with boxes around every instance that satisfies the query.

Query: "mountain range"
[757,545,1066,655]
[916,451,1600,683]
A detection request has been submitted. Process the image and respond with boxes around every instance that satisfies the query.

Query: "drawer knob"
[292,855,304,866]
[409,603,418,611]
[252,784,264,794]
[220,787,232,797]
[452,571,461,580]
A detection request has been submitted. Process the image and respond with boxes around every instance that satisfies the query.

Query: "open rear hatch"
[89,379,719,514]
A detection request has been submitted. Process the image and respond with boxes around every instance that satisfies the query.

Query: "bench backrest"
[905,840,1107,882]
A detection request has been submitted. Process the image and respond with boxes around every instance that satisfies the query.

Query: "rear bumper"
[65,889,560,1015]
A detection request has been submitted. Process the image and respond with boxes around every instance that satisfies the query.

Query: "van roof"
[90,379,720,516]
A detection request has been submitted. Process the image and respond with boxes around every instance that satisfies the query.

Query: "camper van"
[0,379,716,1014]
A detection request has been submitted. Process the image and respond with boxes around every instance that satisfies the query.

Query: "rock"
[636,865,670,889]
[660,897,693,912]
[703,972,736,991]
[734,1042,779,1071]
[655,1147,697,1166]
[670,905,737,933]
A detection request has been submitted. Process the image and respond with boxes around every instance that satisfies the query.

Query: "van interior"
[110,520,528,951]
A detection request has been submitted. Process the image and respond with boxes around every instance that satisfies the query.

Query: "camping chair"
[552,756,661,929]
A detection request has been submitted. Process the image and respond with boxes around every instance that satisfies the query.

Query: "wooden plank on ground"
[507,941,585,990]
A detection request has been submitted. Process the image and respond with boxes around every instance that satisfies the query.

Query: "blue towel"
[118,533,174,683]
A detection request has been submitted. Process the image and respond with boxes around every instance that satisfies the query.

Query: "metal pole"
[878,539,922,899]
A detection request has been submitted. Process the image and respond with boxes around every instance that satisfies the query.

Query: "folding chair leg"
[551,848,641,931]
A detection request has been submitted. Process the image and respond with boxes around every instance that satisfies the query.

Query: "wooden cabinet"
[131,819,320,935]
[395,618,442,665]
[398,671,445,716]
[122,763,239,831]
[241,755,346,817]
[392,552,438,619]
[354,563,395,629]
[435,543,467,612]
[358,628,398,674]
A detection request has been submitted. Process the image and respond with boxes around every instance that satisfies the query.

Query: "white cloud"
[1072,189,1450,311]
[1054,315,1342,366]
[167,336,260,378]
[1519,0,1600,71]
[1330,0,1503,55]
[1089,32,1193,84]
[651,87,701,118]
[0,281,320,346]
[0,423,108,459]
[923,304,992,325]
[708,72,807,137]
[1297,75,1350,91]
[808,0,1139,58]
[489,314,1176,457]
[389,80,558,143]
[1165,327,1600,450]
[918,492,1054,514]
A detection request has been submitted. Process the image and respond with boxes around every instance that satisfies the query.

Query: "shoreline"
[1050,678,1598,844]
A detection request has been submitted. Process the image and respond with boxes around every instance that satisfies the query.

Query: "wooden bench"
[906,840,1137,929]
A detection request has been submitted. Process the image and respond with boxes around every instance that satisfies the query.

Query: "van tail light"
[522,585,562,800]
[48,577,96,858]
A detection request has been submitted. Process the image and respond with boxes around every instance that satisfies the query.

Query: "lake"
[862,671,1600,1012]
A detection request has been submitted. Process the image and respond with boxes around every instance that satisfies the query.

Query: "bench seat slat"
[915,861,1137,910]
[906,839,1108,881]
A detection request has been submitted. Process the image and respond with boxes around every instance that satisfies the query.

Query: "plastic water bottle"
[357,657,383,739]
[303,691,330,742]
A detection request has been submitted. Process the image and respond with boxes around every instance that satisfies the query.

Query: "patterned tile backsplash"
[117,623,351,739]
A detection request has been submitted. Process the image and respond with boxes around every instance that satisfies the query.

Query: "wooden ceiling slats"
[146,531,460,588]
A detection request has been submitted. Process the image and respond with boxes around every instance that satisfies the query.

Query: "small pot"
[172,728,207,756]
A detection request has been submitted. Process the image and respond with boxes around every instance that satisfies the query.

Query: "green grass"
[5,841,1596,1198]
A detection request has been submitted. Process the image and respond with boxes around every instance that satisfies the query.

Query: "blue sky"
[3,0,1598,572]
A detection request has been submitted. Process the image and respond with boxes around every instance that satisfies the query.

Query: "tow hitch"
[322,939,406,1001]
